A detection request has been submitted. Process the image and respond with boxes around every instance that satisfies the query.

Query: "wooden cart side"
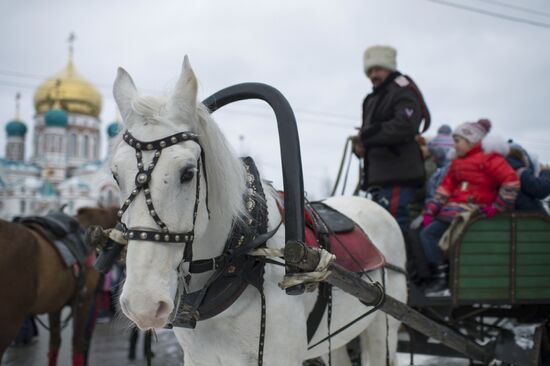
[450,212,550,305]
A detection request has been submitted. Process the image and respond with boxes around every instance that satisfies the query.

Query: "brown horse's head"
[76,206,119,230]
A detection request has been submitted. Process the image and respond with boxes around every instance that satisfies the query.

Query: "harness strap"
[259,291,266,366]
[169,157,270,331]
[188,221,282,273]
[189,257,225,273]
[117,130,204,245]
[307,282,330,343]
[245,277,267,366]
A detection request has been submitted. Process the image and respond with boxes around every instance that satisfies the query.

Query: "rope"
[248,248,283,257]
[278,250,335,290]
[106,227,127,245]
[249,246,336,290]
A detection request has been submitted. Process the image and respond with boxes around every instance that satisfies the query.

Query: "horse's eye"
[180,167,196,183]
[112,173,120,185]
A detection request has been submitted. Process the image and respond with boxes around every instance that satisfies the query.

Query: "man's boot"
[424,264,450,297]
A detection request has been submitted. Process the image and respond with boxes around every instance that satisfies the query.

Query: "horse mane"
[196,104,248,222]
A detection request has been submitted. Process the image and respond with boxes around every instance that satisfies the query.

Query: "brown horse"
[0,207,118,366]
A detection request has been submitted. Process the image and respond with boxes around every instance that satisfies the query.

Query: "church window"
[83,135,89,159]
[20,200,26,214]
[69,133,77,156]
[54,135,59,153]
[52,135,58,153]
[93,136,99,159]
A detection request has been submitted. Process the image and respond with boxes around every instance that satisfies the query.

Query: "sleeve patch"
[394,75,410,87]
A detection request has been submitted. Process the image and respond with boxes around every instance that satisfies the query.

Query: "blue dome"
[107,122,122,138]
[44,108,68,128]
[5,119,27,137]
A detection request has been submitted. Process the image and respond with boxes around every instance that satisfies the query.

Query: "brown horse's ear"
[76,207,88,216]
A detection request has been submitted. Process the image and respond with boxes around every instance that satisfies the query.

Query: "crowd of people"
[353,45,550,297]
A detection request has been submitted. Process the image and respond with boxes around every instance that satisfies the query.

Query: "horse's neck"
[192,210,235,260]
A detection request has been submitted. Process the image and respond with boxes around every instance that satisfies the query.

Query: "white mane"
[195,103,248,222]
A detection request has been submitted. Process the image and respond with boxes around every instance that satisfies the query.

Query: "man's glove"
[422,214,433,228]
[351,134,365,158]
[480,205,499,219]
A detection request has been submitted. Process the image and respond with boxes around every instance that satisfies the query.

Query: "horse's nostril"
[155,300,172,319]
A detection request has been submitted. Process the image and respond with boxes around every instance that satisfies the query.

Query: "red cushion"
[304,224,385,273]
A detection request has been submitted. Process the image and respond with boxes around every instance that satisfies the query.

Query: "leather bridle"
[116,130,208,263]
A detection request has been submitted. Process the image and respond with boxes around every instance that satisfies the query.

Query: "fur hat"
[453,119,492,144]
[363,45,397,75]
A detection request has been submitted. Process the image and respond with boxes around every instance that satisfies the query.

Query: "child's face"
[453,136,473,157]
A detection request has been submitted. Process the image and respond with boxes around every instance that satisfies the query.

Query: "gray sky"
[1,0,550,198]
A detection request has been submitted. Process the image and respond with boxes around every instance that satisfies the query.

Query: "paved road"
[3,313,467,366]
[3,313,183,366]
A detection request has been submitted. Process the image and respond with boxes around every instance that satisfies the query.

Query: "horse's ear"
[170,55,198,122]
[113,67,138,124]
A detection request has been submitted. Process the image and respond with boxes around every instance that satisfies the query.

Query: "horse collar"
[169,157,269,328]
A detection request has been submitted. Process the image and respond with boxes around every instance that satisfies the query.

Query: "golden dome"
[34,59,102,118]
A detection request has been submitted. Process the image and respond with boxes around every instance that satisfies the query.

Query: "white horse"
[112,56,407,366]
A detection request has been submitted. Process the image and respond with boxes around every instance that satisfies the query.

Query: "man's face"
[367,66,392,87]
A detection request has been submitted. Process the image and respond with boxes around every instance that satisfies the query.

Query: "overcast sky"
[1,0,550,198]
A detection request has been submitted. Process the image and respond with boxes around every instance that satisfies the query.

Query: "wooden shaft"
[284,241,494,363]
[326,262,494,364]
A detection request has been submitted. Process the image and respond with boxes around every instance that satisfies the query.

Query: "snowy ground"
[396,353,468,366]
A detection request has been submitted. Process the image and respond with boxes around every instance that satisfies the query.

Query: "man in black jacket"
[354,45,430,232]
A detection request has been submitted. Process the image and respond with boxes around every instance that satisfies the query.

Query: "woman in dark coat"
[507,142,550,214]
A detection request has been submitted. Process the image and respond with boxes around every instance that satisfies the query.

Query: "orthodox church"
[0,50,120,219]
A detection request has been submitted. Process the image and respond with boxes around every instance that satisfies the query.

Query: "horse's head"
[112,57,207,329]
[112,57,246,329]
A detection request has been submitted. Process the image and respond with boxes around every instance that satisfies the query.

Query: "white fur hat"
[363,45,397,74]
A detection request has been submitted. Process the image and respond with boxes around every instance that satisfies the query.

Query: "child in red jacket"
[421,119,519,295]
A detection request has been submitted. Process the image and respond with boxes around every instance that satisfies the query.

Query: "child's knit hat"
[453,119,492,144]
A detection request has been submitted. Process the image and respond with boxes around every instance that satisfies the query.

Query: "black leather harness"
[169,157,270,329]
[117,130,208,247]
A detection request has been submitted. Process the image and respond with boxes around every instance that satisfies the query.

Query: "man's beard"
[371,78,382,87]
